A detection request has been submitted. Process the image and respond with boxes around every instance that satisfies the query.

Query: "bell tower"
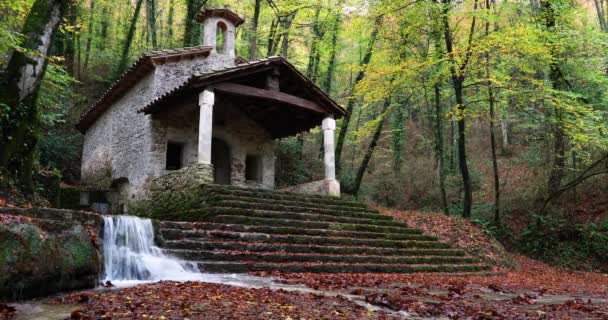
[197,6,244,58]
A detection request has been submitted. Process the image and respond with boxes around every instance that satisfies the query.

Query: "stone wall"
[280,179,341,197]
[131,163,214,217]
[81,52,238,209]
[212,105,275,189]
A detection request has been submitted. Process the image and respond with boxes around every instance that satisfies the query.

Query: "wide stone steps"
[164,249,478,265]
[211,195,379,214]
[162,228,437,242]
[207,215,419,234]
[162,229,449,249]
[159,205,391,223]
[160,221,426,240]
[153,184,489,274]
[204,185,367,208]
[212,201,388,220]
[208,208,403,227]
[162,240,467,257]
[196,261,491,273]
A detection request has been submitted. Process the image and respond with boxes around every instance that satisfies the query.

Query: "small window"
[216,22,227,54]
[166,142,184,170]
[245,155,262,182]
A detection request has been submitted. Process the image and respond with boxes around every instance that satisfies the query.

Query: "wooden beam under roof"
[213,82,327,115]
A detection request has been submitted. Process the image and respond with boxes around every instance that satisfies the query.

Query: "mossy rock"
[0,216,100,301]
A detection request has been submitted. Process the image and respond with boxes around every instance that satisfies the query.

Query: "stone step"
[210,207,403,227]
[159,221,426,240]
[205,215,417,235]
[157,209,406,228]
[204,184,366,208]
[164,249,479,265]
[210,201,388,221]
[197,261,491,274]
[160,230,450,249]
[162,240,467,256]
[161,227,436,242]
[211,195,378,214]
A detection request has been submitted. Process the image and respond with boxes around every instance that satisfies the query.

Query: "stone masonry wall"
[81,53,237,207]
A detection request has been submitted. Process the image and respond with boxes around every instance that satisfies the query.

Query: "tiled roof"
[75,46,212,133]
[138,56,347,117]
[196,7,245,26]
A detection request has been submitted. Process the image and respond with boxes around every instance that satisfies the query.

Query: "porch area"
[142,57,345,197]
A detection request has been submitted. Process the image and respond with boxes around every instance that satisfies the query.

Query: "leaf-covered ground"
[56,281,402,320]
[261,255,608,319]
[381,209,516,269]
[49,254,608,320]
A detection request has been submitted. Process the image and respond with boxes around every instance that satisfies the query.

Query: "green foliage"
[274,138,311,188]
[518,214,608,270]
[37,63,82,180]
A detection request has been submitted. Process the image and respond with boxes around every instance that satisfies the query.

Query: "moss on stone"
[0,215,99,300]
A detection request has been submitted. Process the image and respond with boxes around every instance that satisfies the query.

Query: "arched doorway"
[211,138,231,185]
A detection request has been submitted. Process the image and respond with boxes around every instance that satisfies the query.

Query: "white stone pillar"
[198,89,214,164]
[322,116,336,180]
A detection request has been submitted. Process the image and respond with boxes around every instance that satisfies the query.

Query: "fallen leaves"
[0,304,16,320]
[58,281,402,319]
[380,209,515,269]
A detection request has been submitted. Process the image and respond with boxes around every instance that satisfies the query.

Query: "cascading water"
[101,215,203,283]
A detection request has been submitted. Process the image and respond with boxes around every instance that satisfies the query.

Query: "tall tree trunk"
[500,115,509,152]
[335,15,383,177]
[76,31,81,80]
[391,101,406,176]
[117,0,145,75]
[147,0,158,50]
[430,12,449,215]
[353,98,391,197]
[98,5,109,51]
[267,18,279,56]
[594,0,608,31]
[184,0,206,47]
[83,0,95,80]
[484,0,500,223]
[0,0,67,192]
[249,0,262,59]
[63,2,77,76]
[449,114,457,172]
[167,0,175,39]
[280,12,296,58]
[306,7,322,80]
[322,12,340,94]
[442,0,477,218]
[434,84,449,215]
[542,0,568,198]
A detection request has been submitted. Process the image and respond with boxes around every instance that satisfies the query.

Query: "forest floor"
[32,256,606,320]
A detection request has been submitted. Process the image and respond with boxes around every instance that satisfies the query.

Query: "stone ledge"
[150,163,214,192]
[280,179,340,197]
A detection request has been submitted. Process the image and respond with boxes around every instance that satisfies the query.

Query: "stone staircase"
[156,185,490,273]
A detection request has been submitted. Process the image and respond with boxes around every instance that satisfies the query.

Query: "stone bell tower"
[196,6,244,58]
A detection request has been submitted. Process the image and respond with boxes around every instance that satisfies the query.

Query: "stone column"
[198,89,214,164]
[322,116,336,180]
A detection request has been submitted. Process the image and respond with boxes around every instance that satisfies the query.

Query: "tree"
[249,0,262,59]
[0,0,69,192]
[441,0,478,218]
[335,14,383,177]
[184,0,207,47]
[117,0,145,75]
[146,0,158,50]
[353,97,392,197]
[82,0,94,79]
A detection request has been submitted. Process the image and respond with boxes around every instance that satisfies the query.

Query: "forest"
[1,0,608,273]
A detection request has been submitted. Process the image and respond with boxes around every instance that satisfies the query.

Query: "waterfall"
[102,215,203,282]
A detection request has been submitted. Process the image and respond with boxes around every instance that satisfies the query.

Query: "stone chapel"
[77,6,345,212]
